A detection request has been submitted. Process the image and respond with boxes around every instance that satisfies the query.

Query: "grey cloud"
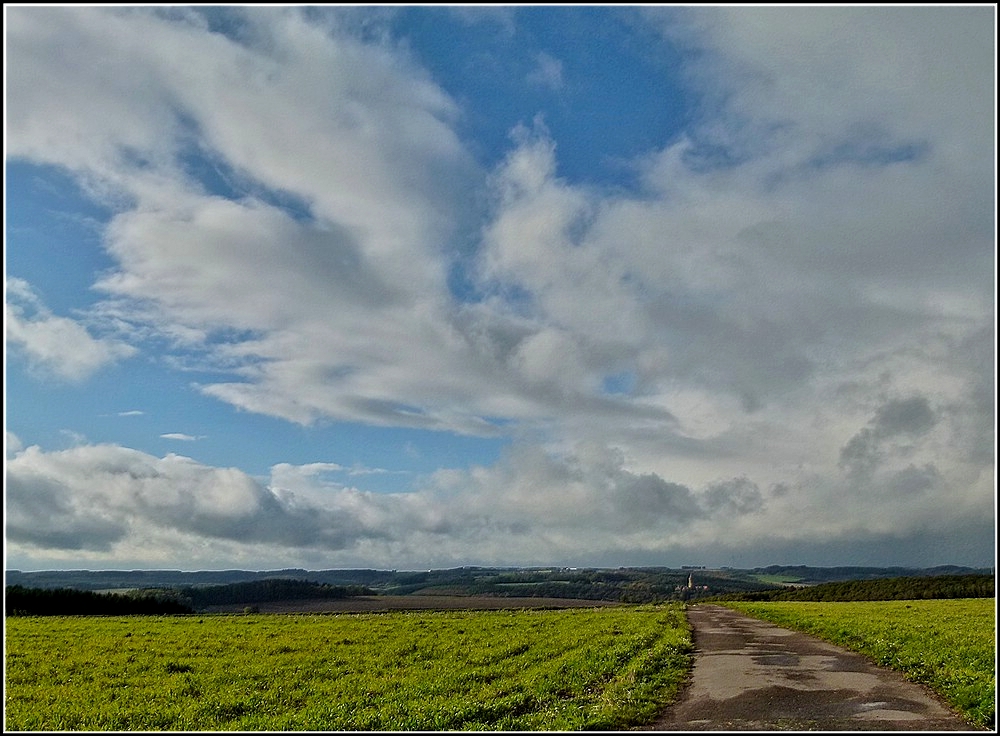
[432,442,769,545]
[840,395,938,476]
[5,437,992,569]
[6,470,128,551]
[805,125,930,171]
[7,519,126,553]
[3,444,416,555]
[638,514,995,570]
[943,325,996,467]
[872,396,936,438]
[656,7,994,173]
[885,463,941,497]
[702,476,765,515]
[838,428,882,477]
[769,482,792,498]
[614,474,702,527]
[645,290,816,411]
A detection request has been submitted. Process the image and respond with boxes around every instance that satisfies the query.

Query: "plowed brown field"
[203,594,623,614]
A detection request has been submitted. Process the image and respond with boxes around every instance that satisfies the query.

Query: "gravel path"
[644,604,978,731]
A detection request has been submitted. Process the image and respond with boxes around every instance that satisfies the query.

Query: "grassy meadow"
[5,604,692,731]
[720,598,996,728]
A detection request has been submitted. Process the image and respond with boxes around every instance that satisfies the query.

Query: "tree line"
[178,578,372,609]
[6,579,373,616]
[438,569,773,603]
[8,570,991,614]
[5,585,193,616]
[714,574,994,602]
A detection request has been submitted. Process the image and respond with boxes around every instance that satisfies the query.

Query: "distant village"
[676,572,711,594]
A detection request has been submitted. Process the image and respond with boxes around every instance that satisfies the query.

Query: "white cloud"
[5,278,137,382]
[5,444,459,566]
[3,7,993,568]
[653,7,993,175]
[7,6,473,275]
[526,52,564,91]
[19,7,986,437]
[6,432,24,459]
[5,438,991,570]
[348,465,408,477]
[6,7,499,432]
[160,433,201,442]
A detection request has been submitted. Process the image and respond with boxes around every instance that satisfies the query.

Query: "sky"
[4,5,996,572]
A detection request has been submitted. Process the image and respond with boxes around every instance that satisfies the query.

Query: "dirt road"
[645,604,978,731]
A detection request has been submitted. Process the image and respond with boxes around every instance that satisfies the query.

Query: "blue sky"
[5,6,995,571]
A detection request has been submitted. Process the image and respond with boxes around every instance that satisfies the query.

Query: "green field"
[4,605,692,731]
[751,574,803,585]
[720,599,996,728]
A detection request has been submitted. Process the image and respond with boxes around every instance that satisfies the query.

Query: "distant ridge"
[3,568,396,591]
[5,565,991,592]
[719,573,994,602]
[750,565,991,585]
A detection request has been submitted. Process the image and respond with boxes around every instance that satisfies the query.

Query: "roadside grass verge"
[719,599,995,729]
[5,604,692,731]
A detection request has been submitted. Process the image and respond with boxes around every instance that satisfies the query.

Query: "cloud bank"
[9,437,988,570]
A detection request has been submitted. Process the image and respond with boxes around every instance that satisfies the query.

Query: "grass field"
[4,604,692,731]
[751,574,803,585]
[720,599,996,728]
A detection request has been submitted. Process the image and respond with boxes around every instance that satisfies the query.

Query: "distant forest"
[5,568,994,616]
[8,564,988,593]
[716,574,995,602]
[747,564,987,585]
[6,579,372,617]
[5,585,193,616]
[179,578,372,609]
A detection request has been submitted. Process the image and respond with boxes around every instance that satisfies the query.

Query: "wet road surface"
[644,604,978,731]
